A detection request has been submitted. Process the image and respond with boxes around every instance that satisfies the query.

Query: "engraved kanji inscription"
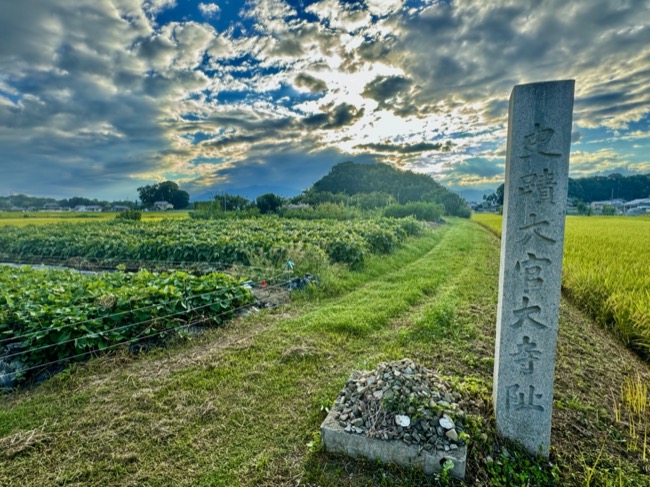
[518,212,557,245]
[519,169,558,203]
[521,123,561,158]
[510,336,542,374]
[515,252,552,291]
[535,169,557,203]
[506,384,544,412]
[511,296,547,330]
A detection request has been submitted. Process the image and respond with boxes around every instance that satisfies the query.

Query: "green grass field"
[1,219,649,485]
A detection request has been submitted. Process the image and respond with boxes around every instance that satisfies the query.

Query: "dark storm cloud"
[185,147,380,199]
[195,102,363,151]
[361,75,413,105]
[377,0,650,128]
[303,103,364,130]
[355,35,398,63]
[354,141,454,154]
[360,75,427,117]
[294,73,328,92]
[0,0,175,197]
[452,158,504,178]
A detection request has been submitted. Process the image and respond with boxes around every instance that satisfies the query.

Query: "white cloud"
[365,0,404,17]
[198,2,221,19]
[306,0,372,32]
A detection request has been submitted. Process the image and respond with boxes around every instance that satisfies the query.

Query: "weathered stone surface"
[493,80,575,457]
[321,359,472,479]
[321,405,467,479]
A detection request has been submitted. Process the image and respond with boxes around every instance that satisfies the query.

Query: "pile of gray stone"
[331,358,469,453]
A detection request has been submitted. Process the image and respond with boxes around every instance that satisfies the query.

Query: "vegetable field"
[0,217,423,269]
[0,216,426,385]
[0,266,252,383]
[473,214,650,357]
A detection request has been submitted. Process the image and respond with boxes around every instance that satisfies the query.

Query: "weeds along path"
[1,220,648,486]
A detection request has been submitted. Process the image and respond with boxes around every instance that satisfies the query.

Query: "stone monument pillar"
[493,80,575,457]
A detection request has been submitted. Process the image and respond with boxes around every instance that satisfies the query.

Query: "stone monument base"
[321,409,467,478]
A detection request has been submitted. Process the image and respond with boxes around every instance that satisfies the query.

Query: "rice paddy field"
[0,211,189,226]
[473,213,650,358]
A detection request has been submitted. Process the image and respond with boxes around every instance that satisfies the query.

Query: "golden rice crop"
[473,214,650,358]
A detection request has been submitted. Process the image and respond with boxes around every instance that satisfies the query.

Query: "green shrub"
[116,209,142,221]
[190,204,261,220]
[398,218,424,236]
[362,228,397,254]
[325,238,366,269]
[350,192,393,210]
[383,202,444,221]
[281,203,362,220]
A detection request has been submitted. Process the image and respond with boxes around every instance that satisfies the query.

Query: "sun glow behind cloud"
[0,0,648,200]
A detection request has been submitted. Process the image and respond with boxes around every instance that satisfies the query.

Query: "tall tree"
[137,181,190,209]
[215,193,252,211]
[256,193,285,214]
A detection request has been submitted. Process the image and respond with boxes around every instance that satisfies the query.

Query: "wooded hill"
[304,161,471,217]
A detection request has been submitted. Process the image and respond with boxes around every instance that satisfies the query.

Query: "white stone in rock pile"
[331,359,471,452]
[439,414,455,430]
[395,415,410,427]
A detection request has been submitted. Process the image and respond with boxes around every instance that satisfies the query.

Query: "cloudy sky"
[1,0,649,201]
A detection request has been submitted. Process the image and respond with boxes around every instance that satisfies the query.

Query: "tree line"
[1,180,192,211]
[485,172,650,207]
[0,194,137,211]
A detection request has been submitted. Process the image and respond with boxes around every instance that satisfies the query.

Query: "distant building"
[623,198,650,215]
[111,205,130,212]
[43,203,61,211]
[153,201,174,211]
[590,199,625,214]
[75,205,103,212]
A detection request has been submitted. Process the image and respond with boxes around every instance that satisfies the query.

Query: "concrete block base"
[320,408,467,479]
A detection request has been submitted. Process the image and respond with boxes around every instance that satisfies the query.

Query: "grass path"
[1,220,649,486]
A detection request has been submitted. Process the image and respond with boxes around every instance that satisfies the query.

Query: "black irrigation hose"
[0,279,291,383]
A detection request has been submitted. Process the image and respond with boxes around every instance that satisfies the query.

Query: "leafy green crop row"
[473,213,650,358]
[0,217,423,269]
[0,267,252,376]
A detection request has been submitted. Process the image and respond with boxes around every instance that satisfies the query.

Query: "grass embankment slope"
[0,211,189,226]
[1,220,649,486]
